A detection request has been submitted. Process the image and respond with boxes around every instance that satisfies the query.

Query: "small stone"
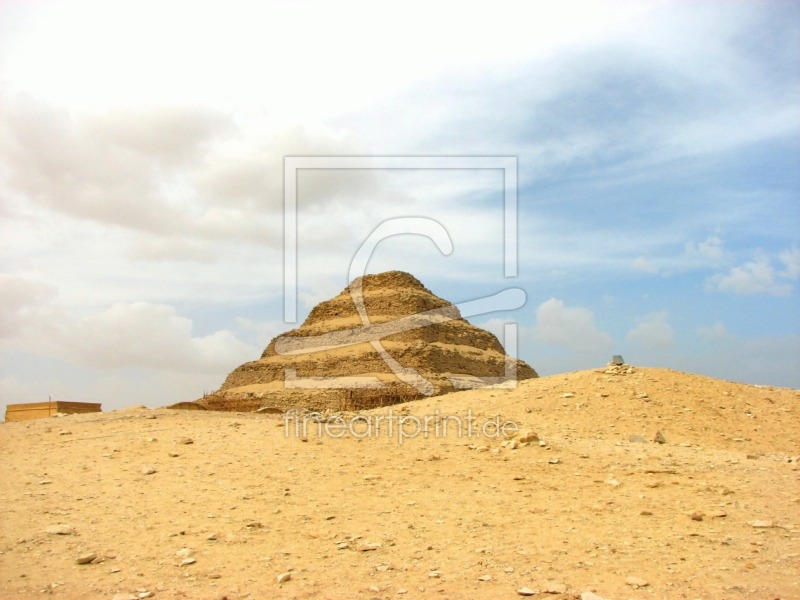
[562,392,575,398]
[605,478,621,487]
[478,574,492,581]
[548,458,560,465]
[691,512,704,521]
[654,431,666,444]
[206,533,218,541]
[358,543,381,552]
[543,581,567,593]
[276,572,292,583]
[629,435,646,443]
[168,452,179,458]
[708,510,727,518]
[178,437,194,445]
[180,558,196,566]
[110,567,121,573]
[517,588,536,597]
[518,430,539,444]
[625,576,649,588]
[141,465,156,475]
[76,552,97,565]
[748,520,774,528]
[138,593,154,599]
[45,525,75,535]
[175,548,194,559]
[428,571,440,578]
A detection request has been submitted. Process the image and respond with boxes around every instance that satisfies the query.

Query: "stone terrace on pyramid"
[198,271,537,412]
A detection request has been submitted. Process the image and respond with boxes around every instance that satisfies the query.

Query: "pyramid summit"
[199,271,538,412]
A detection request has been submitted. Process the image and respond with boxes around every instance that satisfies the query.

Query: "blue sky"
[0,0,798,417]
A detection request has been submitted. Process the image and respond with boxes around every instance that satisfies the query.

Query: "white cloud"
[707,252,793,296]
[0,274,56,337]
[626,312,675,349]
[533,298,613,353]
[633,256,658,274]
[235,317,286,349]
[779,246,800,280]
[48,303,259,373]
[685,234,725,265]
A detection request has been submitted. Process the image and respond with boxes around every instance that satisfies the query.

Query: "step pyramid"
[198,271,538,412]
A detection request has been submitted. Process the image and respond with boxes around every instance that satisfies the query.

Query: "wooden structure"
[4,401,102,422]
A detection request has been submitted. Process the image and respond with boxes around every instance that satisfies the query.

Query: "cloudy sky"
[1,1,798,417]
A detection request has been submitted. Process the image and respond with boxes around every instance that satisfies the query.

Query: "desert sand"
[1,365,798,600]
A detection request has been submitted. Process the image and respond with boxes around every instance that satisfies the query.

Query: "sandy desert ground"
[1,366,798,600]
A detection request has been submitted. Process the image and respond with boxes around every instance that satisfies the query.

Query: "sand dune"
[2,366,798,599]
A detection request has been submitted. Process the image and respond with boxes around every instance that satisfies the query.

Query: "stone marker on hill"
[192,271,537,412]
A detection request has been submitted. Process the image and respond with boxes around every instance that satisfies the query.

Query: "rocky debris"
[179,558,196,566]
[517,429,539,444]
[357,542,381,552]
[629,434,646,443]
[277,572,292,583]
[654,431,666,444]
[140,465,156,475]
[543,581,568,593]
[748,520,775,528]
[605,478,622,487]
[517,588,536,597]
[178,437,194,445]
[76,552,97,565]
[45,525,75,535]
[175,548,194,559]
[691,512,704,521]
[626,576,650,588]
[110,592,152,600]
[604,361,635,375]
